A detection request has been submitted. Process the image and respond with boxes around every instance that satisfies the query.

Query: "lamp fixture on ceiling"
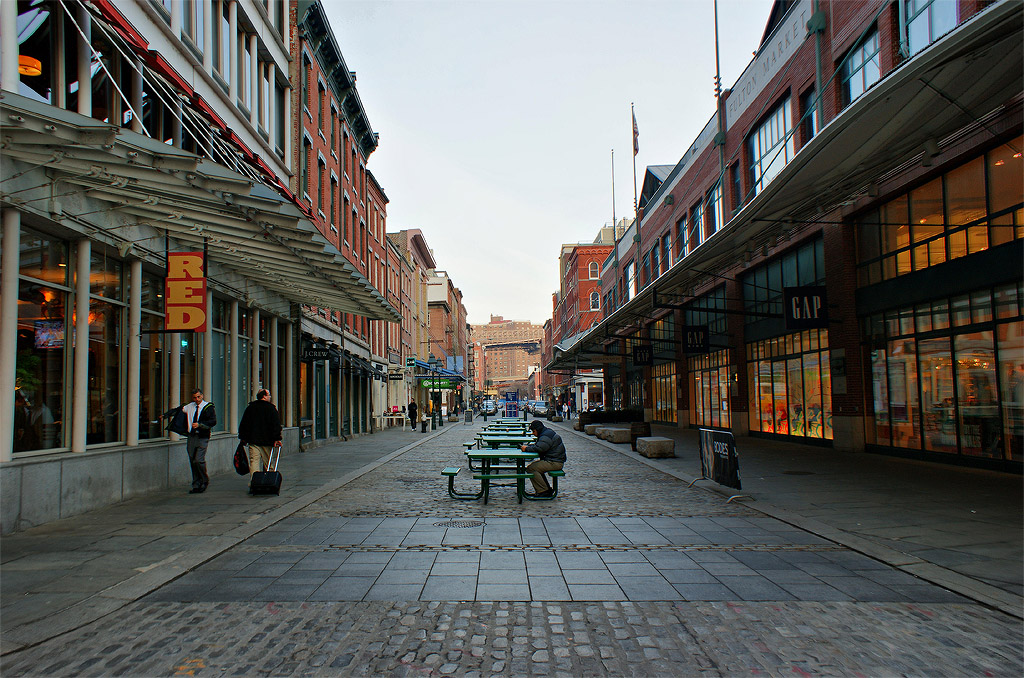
[18,56,41,77]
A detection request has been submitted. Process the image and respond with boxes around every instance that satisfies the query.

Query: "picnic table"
[383,414,408,430]
[475,433,535,449]
[466,449,538,504]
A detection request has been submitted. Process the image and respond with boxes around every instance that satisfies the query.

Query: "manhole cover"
[782,470,815,475]
[433,520,485,528]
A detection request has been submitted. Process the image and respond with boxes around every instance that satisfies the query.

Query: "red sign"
[165,252,207,332]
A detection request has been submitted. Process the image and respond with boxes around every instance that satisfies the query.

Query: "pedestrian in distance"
[238,388,282,493]
[520,419,566,497]
[408,400,418,431]
[182,388,217,494]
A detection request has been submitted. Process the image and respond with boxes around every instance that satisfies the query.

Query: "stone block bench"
[636,437,676,458]
[585,424,601,435]
[597,427,631,444]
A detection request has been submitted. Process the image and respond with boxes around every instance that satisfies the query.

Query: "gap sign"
[783,286,828,330]
[165,252,206,332]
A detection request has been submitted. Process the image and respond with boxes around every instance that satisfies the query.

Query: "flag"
[632,109,639,156]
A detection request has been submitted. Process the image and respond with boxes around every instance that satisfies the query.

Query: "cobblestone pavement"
[2,422,1021,676]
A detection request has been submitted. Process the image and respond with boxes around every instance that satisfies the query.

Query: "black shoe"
[536,489,554,497]
[189,487,202,494]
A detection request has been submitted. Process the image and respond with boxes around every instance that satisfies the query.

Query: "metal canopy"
[0,92,400,323]
[549,2,1022,371]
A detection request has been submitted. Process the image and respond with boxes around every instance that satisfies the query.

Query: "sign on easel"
[698,428,742,490]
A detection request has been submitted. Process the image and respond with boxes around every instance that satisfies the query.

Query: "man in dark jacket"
[520,420,566,497]
[238,389,282,489]
[408,400,418,431]
[182,388,217,493]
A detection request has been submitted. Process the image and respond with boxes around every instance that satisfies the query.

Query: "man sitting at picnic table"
[520,419,566,497]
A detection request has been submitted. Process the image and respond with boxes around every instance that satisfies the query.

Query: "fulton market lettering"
[784,286,828,330]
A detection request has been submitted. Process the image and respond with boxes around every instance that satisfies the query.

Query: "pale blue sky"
[326,0,776,325]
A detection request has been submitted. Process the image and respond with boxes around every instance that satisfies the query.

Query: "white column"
[172,100,182,146]
[284,321,294,427]
[270,318,278,406]
[203,290,213,400]
[169,332,180,441]
[71,239,90,453]
[249,34,258,125]
[126,259,142,446]
[77,4,92,116]
[170,0,182,37]
[228,0,237,103]
[229,300,238,432]
[283,86,292,164]
[268,64,277,143]
[250,308,260,395]
[347,367,354,435]
[202,0,213,70]
[0,210,21,462]
[0,0,18,92]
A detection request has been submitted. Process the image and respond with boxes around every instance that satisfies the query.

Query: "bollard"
[421,420,428,433]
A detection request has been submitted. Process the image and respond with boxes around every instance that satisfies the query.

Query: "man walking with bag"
[182,388,217,494]
[238,389,282,493]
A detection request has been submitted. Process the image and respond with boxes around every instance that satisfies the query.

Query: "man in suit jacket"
[238,389,282,493]
[182,388,217,493]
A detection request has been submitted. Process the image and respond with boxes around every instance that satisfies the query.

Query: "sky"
[325,0,777,326]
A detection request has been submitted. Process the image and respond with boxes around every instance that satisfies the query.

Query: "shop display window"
[863,282,1022,460]
[746,330,831,440]
[14,281,66,453]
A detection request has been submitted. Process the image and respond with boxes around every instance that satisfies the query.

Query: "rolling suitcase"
[250,444,282,495]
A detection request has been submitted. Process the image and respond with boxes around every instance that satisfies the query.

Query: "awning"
[550,1,1022,372]
[411,359,465,381]
[346,353,386,380]
[0,92,401,323]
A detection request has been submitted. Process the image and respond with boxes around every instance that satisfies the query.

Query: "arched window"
[590,291,600,311]
[589,261,600,279]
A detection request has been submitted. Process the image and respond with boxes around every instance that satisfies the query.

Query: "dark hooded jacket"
[524,425,566,463]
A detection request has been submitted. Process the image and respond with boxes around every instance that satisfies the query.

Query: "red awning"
[88,0,149,53]
[143,52,195,99]
[191,97,227,131]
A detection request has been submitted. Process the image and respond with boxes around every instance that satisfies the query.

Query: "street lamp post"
[428,354,442,430]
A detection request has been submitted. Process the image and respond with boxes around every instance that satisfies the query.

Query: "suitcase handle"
[266,443,282,472]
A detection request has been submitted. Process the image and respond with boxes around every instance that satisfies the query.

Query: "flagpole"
[631,103,638,223]
[611,149,619,310]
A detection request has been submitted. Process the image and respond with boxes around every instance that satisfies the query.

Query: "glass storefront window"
[87,299,122,444]
[19,231,67,284]
[997,322,1024,461]
[956,331,999,457]
[747,331,831,440]
[652,362,677,424]
[180,333,199,402]
[919,337,956,453]
[90,250,123,300]
[14,281,66,453]
[866,286,1021,461]
[857,139,1023,282]
[211,331,227,432]
[139,315,165,440]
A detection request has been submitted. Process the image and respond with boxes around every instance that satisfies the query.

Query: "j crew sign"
[784,286,828,330]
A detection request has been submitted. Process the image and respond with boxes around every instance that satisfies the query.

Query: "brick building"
[552,0,1022,471]
[471,316,543,398]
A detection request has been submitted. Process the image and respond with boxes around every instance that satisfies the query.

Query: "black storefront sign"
[698,428,741,490]
[681,325,710,353]
[783,286,828,330]
[632,344,653,366]
[301,347,330,362]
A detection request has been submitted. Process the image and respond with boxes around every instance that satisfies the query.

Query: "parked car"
[481,400,497,415]
[532,401,548,415]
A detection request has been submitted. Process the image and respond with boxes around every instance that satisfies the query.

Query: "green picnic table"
[475,433,535,449]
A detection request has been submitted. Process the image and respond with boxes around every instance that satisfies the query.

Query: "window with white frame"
[589,261,599,279]
[590,291,600,311]
[706,182,724,241]
[661,232,672,271]
[906,0,957,56]
[747,95,794,197]
[182,0,204,49]
[216,1,230,85]
[624,261,636,302]
[841,28,880,107]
